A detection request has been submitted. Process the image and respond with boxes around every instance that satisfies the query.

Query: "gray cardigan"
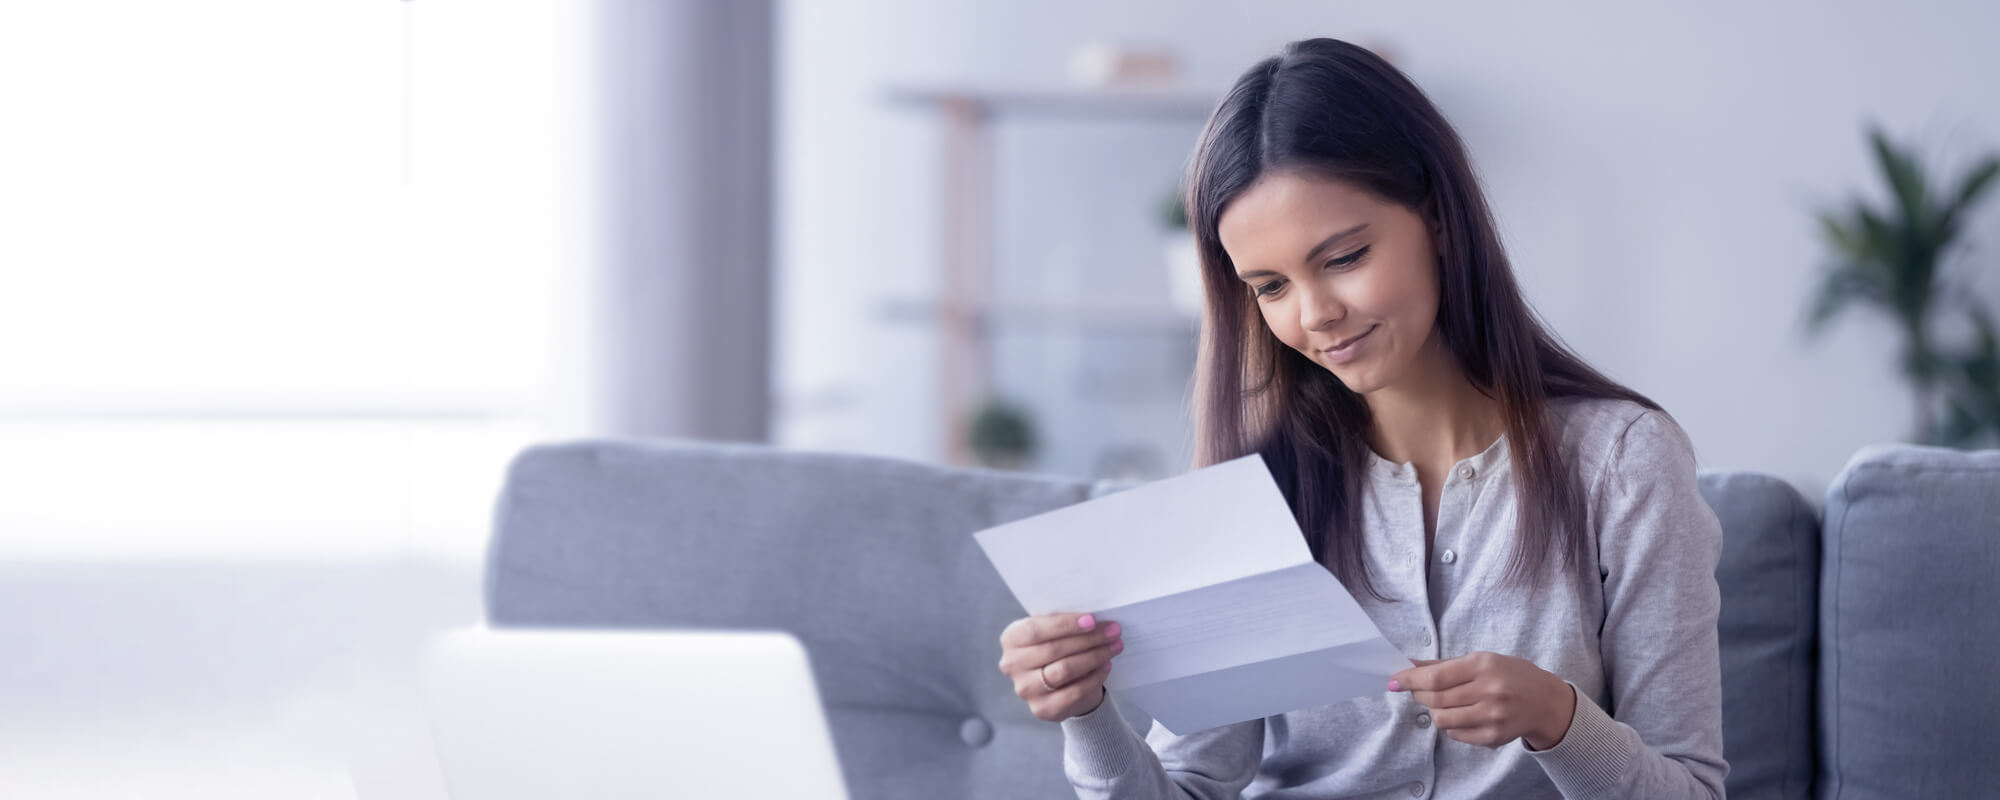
[1059,397,1729,799]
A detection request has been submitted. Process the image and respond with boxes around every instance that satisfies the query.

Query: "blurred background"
[3,0,1997,796]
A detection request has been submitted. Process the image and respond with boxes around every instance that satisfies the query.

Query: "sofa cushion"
[1817,445,2000,799]
[485,439,1093,800]
[1700,472,1820,800]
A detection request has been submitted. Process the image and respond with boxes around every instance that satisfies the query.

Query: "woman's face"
[1216,171,1442,395]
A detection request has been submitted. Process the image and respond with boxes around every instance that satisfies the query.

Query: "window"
[0,1,588,559]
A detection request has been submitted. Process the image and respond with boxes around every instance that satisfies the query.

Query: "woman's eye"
[1254,246,1369,298]
[1328,246,1370,269]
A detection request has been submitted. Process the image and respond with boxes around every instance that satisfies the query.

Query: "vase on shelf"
[1156,184,1202,318]
[1161,232,1203,317]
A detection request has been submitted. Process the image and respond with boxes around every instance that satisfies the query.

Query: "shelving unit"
[877,298,1201,333]
[882,84,1218,467]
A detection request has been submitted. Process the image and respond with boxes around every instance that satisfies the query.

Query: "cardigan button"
[959,716,993,748]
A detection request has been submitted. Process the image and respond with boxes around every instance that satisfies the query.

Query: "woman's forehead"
[1219,174,1400,264]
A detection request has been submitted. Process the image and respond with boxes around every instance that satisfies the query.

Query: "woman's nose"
[1298,283,1346,331]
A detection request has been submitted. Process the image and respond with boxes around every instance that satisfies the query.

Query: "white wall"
[777,0,2000,496]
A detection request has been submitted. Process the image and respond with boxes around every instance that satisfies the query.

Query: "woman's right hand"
[997,611,1124,722]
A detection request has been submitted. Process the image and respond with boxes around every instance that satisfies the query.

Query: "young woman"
[994,38,1727,799]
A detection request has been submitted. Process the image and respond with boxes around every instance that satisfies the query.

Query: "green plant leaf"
[1935,398,1980,448]
[1815,210,1868,261]
[1961,304,1999,385]
[1802,264,1892,338]
[1954,156,2000,210]
[1935,303,2000,447]
[1939,156,2000,242]
[1844,203,1926,321]
[1869,125,1932,243]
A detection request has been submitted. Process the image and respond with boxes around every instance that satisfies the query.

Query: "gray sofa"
[483,439,1999,800]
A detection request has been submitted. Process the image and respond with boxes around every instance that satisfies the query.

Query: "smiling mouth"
[1322,326,1376,353]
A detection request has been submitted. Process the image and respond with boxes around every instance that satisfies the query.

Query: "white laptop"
[423,627,850,800]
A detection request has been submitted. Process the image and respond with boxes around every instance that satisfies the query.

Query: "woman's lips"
[1320,325,1376,364]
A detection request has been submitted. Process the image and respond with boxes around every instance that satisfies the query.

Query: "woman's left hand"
[1389,651,1577,750]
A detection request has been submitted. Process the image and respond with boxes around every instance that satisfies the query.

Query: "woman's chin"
[1323,363,1376,393]
[1323,356,1405,396]
[1302,344,1397,394]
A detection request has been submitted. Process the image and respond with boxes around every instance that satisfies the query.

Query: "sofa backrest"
[1701,472,1821,800]
[485,438,1093,800]
[486,437,1980,800]
[1815,445,2000,800]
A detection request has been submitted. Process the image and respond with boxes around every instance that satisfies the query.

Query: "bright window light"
[0,1,587,559]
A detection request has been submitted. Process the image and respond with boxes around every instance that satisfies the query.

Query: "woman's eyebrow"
[1236,223,1371,280]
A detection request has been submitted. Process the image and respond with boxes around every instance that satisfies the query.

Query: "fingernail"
[1110,640,1125,655]
[1078,614,1095,631]
[1387,679,1401,692]
[1104,622,1121,638]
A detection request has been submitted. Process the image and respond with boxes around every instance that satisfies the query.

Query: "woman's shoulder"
[1545,396,1696,483]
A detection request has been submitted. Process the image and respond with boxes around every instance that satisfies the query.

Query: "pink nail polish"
[1387,679,1401,692]
[1104,622,1121,638]
[1111,640,1125,654]
[1078,614,1096,631]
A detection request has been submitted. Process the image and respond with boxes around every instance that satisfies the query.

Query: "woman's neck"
[1362,334,1507,470]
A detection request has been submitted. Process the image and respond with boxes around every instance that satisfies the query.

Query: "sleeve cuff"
[1059,689,1148,778]
[1523,681,1638,797]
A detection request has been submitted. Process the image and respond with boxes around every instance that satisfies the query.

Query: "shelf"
[881,81,1217,466]
[878,298,1200,333]
[883,84,1220,121]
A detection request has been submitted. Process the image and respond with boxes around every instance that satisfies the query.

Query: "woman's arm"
[1061,687,1265,800]
[1524,409,1729,799]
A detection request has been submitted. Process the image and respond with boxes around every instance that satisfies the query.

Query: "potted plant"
[1802,123,2000,447]
[967,395,1039,470]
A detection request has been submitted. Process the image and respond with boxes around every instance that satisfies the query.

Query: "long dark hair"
[1186,38,1660,599]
